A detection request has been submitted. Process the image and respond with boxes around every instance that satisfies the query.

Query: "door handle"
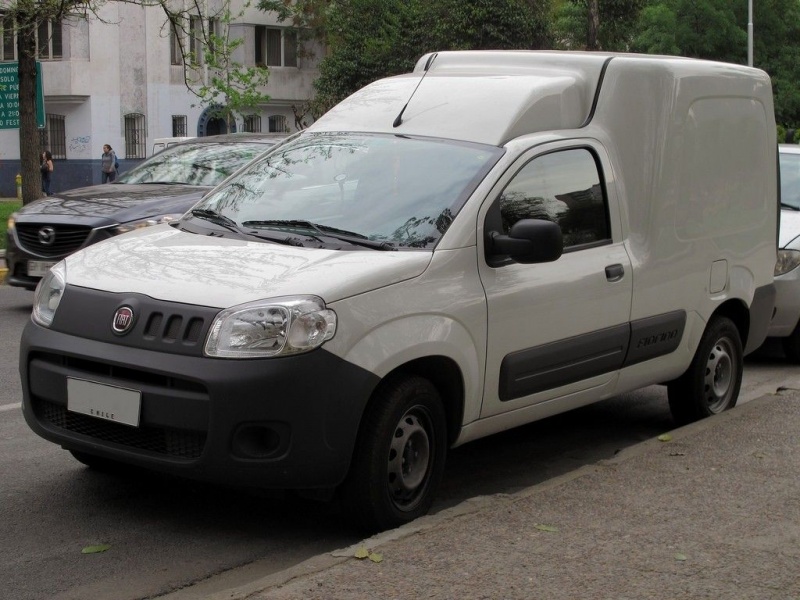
[605,264,625,282]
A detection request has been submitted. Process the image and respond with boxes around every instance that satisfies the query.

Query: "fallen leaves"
[81,544,111,554]
[354,546,383,563]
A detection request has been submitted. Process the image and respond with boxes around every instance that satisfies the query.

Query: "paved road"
[2,284,799,600]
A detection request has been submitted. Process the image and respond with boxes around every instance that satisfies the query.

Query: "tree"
[263,0,554,117]
[163,0,271,134]
[551,0,644,51]
[6,0,271,204]
[631,0,745,62]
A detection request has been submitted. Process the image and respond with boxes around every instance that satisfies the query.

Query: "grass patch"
[0,200,22,250]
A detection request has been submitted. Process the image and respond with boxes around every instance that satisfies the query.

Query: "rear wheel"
[667,316,742,425]
[340,375,447,534]
[782,322,800,363]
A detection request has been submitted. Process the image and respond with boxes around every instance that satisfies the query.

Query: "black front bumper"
[20,321,378,489]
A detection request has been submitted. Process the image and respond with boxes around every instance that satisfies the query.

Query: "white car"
[769,144,800,360]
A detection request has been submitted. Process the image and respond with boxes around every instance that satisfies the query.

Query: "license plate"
[27,260,57,277]
[67,378,141,427]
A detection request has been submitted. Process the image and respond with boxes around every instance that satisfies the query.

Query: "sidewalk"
[200,391,800,600]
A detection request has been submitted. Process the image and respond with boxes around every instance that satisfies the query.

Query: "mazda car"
[5,133,284,290]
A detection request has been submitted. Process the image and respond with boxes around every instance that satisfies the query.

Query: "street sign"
[0,61,46,130]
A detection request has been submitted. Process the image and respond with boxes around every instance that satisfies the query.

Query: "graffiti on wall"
[68,136,91,154]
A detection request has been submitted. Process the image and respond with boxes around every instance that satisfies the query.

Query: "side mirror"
[488,219,563,264]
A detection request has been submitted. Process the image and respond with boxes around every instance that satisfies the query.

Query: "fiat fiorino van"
[20,51,778,532]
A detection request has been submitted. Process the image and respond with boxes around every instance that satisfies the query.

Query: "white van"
[21,51,777,533]
[151,136,194,155]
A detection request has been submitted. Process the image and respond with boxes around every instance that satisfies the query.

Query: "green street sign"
[0,61,46,130]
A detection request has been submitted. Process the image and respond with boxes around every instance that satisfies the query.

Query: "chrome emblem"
[38,226,56,245]
[112,306,135,335]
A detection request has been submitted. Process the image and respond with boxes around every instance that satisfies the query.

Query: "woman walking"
[40,150,54,196]
[101,144,117,183]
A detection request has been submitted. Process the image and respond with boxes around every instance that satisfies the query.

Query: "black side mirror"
[488,219,563,264]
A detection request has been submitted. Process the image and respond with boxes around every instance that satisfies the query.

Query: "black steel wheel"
[668,316,742,425]
[340,375,447,533]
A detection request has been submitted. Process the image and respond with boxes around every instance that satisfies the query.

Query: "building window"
[243,115,261,133]
[124,113,146,159]
[1,15,61,60]
[172,115,187,136]
[268,115,286,133]
[170,21,183,65]
[38,114,66,159]
[190,16,220,64]
[255,26,297,67]
[36,19,62,60]
[1,14,15,61]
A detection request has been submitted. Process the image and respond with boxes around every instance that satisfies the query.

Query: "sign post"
[0,61,46,130]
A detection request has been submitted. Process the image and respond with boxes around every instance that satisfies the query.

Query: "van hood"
[64,225,433,308]
[14,183,208,227]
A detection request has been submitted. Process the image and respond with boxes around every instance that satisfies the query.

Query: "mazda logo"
[112,306,135,335]
[38,226,56,246]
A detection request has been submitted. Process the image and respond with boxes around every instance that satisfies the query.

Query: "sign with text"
[0,62,46,129]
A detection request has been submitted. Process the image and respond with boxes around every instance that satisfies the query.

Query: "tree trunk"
[587,0,601,51]
[17,12,41,205]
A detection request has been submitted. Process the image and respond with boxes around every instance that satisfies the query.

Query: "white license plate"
[27,260,57,277]
[67,378,141,427]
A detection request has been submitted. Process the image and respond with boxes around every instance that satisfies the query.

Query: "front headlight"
[205,296,337,358]
[32,261,67,328]
[111,214,182,235]
[775,249,800,276]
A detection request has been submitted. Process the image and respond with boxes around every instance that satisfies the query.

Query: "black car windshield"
[117,141,272,187]
[781,151,800,210]
[190,133,502,249]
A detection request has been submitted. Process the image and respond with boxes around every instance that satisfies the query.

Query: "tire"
[782,322,800,363]
[339,375,448,534]
[667,316,742,426]
[68,450,123,473]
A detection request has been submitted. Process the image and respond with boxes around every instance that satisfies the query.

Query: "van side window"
[499,148,610,249]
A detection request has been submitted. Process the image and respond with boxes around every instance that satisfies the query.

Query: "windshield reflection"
[117,142,272,187]
[191,133,502,249]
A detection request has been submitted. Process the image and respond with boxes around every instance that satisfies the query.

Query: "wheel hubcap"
[704,338,735,412]
[387,411,431,508]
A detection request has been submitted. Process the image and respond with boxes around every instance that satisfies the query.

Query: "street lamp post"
[748,0,753,67]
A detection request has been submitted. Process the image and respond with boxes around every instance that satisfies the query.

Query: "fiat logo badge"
[112,306,135,335]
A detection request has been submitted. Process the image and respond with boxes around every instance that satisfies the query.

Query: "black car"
[5,133,283,290]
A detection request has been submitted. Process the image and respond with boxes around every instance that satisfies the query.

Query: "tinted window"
[499,149,610,248]
[780,151,800,210]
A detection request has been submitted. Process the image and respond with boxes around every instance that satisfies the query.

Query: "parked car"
[768,144,800,360]
[5,133,284,290]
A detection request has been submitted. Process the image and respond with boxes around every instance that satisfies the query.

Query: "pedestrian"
[40,150,54,196]
[101,144,118,183]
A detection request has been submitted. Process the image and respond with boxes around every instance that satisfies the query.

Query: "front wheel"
[667,316,742,426]
[339,375,447,534]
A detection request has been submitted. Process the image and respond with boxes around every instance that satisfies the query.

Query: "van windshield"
[189,133,502,249]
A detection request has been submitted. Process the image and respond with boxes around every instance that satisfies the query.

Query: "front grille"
[16,223,92,256]
[36,400,206,459]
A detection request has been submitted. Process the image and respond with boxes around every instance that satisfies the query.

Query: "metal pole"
[748,0,753,67]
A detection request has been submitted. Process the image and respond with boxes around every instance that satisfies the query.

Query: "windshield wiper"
[191,208,241,232]
[781,202,800,211]
[190,210,306,247]
[242,219,396,251]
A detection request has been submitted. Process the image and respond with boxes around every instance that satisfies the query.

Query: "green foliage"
[631,0,746,62]
[551,0,645,51]
[308,0,553,115]
[0,201,22,250]
[184,1,272,126]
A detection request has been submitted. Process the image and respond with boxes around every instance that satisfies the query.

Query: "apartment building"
[0,1,321,195]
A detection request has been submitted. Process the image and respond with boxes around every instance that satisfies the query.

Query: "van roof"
[309,51,767,147]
